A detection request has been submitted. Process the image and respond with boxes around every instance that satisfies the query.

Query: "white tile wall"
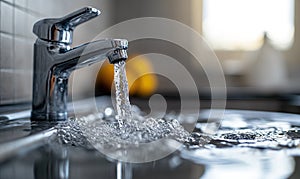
[0,0,112,105]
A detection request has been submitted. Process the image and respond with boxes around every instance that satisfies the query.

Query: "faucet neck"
[31,41,71,120]
[31,75,69,121]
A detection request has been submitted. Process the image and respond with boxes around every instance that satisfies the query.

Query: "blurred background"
[0,0,300,113]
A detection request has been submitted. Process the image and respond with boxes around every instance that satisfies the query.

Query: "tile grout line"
[0,30,34,40]
[0,1,2,104]
[0,69,32,73]
[12,0,15,103]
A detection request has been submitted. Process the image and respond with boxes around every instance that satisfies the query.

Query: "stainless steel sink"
[2,98,300,179]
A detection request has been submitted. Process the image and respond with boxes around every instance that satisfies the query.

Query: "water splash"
[56,60,189,151]
[56,109,189,150]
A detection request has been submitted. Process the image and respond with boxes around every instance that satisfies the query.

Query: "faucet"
[31,7,128,121]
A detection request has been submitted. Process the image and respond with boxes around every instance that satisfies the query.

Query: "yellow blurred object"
[96,55,157,97]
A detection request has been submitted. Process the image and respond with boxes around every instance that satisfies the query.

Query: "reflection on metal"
[34,147,69,179]
[117,162,132,179]
[0,128,57,162]
[0,110,31,121]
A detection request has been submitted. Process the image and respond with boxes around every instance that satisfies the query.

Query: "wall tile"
[14,37,33,70]
[14,8,30,37]
[15,0,27,8]
[1,1,13,33]
[13,70,32,102]
[0,33,14,69]
[0,70,15,104]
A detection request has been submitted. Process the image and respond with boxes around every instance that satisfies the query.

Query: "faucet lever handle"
[59,7,101,29]
[33,7,101,44]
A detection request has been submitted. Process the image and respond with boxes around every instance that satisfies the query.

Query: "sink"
[2,97,300,179]
[0,96,201,179]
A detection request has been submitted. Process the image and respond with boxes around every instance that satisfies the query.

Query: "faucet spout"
[54,39,128,72]
[31,7,128,121]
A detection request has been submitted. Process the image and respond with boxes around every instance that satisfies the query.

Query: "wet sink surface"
[0,118,31,143]
[0,144,204,179]
[2,109,300,179]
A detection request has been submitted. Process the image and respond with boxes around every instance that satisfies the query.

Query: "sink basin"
[1,97,300,179]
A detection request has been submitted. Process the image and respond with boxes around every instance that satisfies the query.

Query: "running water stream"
[113,61,132,127]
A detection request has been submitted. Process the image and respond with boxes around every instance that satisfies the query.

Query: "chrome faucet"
[31,7,128,121]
